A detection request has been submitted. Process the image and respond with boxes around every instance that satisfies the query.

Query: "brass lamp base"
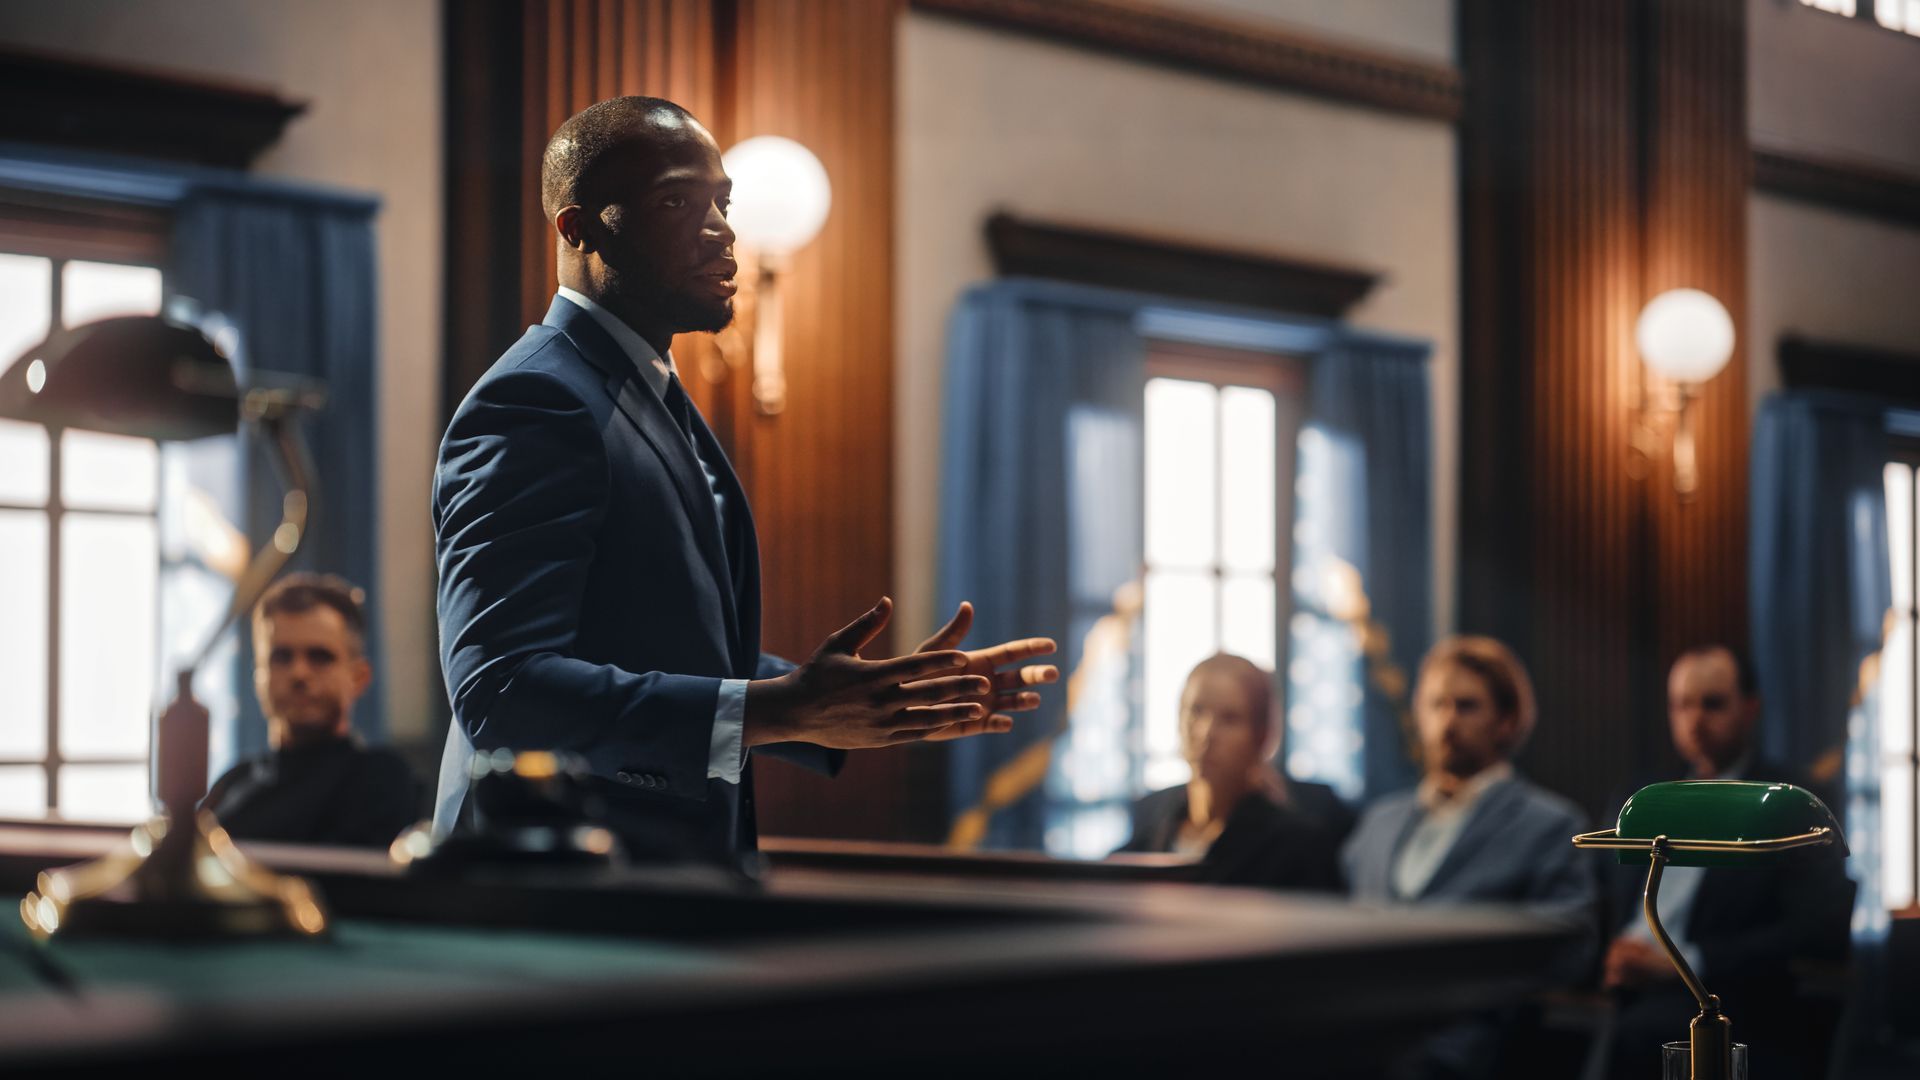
[20,810,328,940]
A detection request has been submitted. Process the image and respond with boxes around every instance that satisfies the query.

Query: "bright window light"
[0,766,47,819]
[59,513,157,759]
[61,430,159,512]
[57,763,151,824]
[1883,461,1916,909]
[60,261,162,328]
[1145,378,1217,569]
[0,512,50,760]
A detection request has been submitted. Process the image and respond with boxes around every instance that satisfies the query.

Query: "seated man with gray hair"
[200,573,421,849]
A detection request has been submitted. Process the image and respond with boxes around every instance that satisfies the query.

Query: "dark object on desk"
[202,737,421,851]
[1121,782,1344,891]
[390,750,623,875]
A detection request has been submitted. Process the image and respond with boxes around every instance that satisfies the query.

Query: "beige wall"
[896,10,1459,643]
[1158,0,1452,62]
[0,0,445,742]
[1746,0,1920,407]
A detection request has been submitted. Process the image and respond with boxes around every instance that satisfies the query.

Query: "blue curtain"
[1289,339,1432,800]
[1749,391,1890,804]
[0,143,383,759]
[170,193,382,754]
[938,280,1145,851]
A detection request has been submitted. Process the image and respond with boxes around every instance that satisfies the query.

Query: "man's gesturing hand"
[907,601,1059,743]
[744,597,992,750]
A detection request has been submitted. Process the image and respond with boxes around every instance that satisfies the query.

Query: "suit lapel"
[1419,779,1522,899]
[543,299,743,658]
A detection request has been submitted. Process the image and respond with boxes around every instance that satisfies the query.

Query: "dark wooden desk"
[0,822,1575,1077]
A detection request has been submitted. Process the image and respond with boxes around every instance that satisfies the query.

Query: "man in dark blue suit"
[434,97,1057,863]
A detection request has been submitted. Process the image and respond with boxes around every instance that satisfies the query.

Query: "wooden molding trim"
[986,211,1380,318]
[0,46,305,169]
[1779,335,1920,405]
[1752,144,1920,230]
[912,0,1462,122]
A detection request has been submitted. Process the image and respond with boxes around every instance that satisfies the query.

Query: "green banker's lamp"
[1572,781,1847,1080]
[1,313,330,939]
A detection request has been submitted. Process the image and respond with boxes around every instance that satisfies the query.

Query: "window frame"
[1888,436,1920,911]
[1136,340,1308,793]
[0,196,171,821]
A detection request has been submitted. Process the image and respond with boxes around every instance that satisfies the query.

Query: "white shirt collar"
[556,286,677,398]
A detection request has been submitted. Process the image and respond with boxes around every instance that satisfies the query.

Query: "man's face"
[581,116,738,334]
[1668,650,1756,776]
[1179,668,1268,788]
[1415,662,1516,782]
[254,607,371,746]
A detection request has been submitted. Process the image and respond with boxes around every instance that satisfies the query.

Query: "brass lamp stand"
[1572,780,1845,1080]
[3,314,331,940]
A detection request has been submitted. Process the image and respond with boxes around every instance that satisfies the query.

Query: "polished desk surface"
[0,823,1576,1076]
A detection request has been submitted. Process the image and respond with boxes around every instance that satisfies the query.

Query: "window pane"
[57,764,151,824]
[1889,464,1913,616]
[1143,569,1217,790]
[0,253,51,380]
[1220,573,1277,670]
[1219,386,1276,573]
[0,766,47,819]
[61,430,158,511]
[60,261,162,328]
[0,511,49,758]
[59,513,156,758]
[1881,609,1914,910]
[1145,378,1217,570]
[0,421,50,506]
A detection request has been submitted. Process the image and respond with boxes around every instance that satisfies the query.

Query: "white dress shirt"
[556,286,748,785]
[1392,760,1515,900]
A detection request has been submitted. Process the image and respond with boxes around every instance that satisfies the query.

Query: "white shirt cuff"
[706,679,748,784]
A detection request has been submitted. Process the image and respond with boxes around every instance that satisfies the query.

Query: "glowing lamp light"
[721,135,831,257]
[1636,288,1734,386]
[718,135,832,416]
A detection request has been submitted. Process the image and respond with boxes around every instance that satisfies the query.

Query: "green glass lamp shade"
[0,315,238,440]
[1613,780,1847,867]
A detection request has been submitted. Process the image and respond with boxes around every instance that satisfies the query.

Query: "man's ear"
[555,205,592,252]
[348,655,373,700]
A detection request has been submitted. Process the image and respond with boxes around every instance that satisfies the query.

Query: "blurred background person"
[201,573,421,848]
[1120,653,1346,890]
[1600,645,1854,1080]
[1343,635,1596,1079]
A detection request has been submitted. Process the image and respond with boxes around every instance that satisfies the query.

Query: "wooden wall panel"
[446,0,917,839]
[1460,0,1750,818]
[727,0,920,840]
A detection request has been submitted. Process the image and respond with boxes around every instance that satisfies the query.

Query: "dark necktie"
[661,371,700,449]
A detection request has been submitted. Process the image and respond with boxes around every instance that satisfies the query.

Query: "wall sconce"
[1632,288,1735,500]
[721,135,831,416]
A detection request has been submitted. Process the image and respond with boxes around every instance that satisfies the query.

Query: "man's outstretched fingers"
[895,702,985,729]
[916,601,973,653]
[871,649,969,680]
[822,596,894,656]
[994,690,1042,712]
[979,637,1058,666]
[992,666,1059,690]
[892,675,991,707]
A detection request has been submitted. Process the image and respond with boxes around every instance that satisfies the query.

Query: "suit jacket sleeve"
[436,365,721,801]
[1693,855,1855,984]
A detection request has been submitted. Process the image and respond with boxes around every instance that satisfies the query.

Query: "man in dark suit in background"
[203,574,420,849]
[1601,645,1854,1080]
[434,96,1057,864]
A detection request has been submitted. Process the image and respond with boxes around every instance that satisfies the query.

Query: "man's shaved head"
[541,96,696,222]
[541,96,738,349]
